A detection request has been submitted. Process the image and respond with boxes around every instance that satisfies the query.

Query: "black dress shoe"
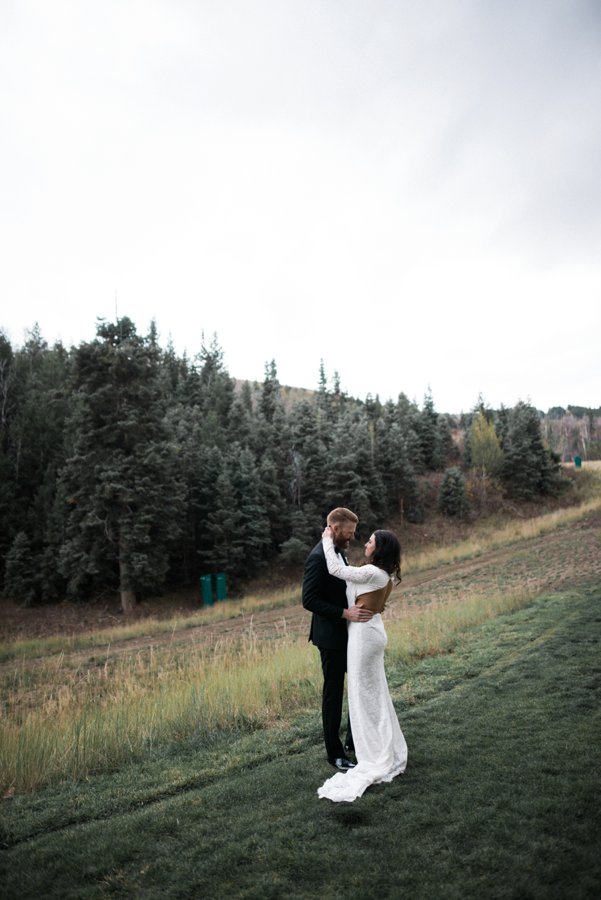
[329,757,356,771]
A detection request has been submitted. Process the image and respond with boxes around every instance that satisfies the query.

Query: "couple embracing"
[302,507,407,803]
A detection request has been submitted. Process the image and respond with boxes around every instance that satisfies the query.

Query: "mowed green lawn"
[2,582,600,899]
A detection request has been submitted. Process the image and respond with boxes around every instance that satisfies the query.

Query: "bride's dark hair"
[372,530,402,582]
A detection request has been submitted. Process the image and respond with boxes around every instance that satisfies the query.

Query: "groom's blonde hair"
[326,507,358,527]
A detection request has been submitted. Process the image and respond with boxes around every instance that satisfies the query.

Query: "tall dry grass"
[1,623,317,793]
[1,583,541,794]
[386,586,537,663]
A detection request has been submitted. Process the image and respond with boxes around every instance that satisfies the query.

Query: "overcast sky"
[1,0,600,413]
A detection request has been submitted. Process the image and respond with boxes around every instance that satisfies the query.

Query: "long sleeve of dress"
[322,537,388,588]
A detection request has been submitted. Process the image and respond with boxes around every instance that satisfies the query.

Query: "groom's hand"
[344,606,374,622]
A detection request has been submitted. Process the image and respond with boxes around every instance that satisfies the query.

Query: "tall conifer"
[57,318,185,611]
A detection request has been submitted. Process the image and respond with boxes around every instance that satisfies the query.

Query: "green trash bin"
[574,455,582,469]
[200,574,213,606]
[215,572,227,601]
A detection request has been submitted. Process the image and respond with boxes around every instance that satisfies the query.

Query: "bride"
[317,526,408,802]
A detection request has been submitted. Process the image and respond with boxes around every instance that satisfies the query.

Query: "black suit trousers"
[319,647,353,761]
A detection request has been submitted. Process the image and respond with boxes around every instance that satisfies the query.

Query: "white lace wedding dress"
[317,536,408,803]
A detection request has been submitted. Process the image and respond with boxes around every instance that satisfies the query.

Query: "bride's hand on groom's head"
[322,525,333,540]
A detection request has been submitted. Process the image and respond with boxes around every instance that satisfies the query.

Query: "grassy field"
[1,469,600,898]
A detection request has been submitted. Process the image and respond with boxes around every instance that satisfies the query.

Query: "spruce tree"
[197,334,234,433]
[205,457,241,577]
[279,499,316,565]
[207,446,270,581]
[395,393,425,473]
[227,390,255,448]
[0,328,69,594]
[0,332,16,574]
[417,389,439,470]
[500,402,561,500]
[323,411,375,529]
[193,445,229,577]
[438,467,470,518]
[260,359,280,423]
[375,406,422,523]
[287,400,328,516]
[316,359,329,418]
[232,447,271,575]
[57,318,185,611]
[435,414,455,468]
[258,453,289,553]
[4,531,38,606]
[416,389,451,470]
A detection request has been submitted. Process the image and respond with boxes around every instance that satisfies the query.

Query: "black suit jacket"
[302,541,348,650]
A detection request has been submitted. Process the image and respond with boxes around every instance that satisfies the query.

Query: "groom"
[302,507,372,770]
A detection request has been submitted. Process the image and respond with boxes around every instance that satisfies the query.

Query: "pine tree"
[417,389,439,470]
[500,402,561,500]
[198,333,234,422]
[4,531,38,606]
[395,393,425,474]
[193,445,229,576]
[205,457,241,576]
[0,328,69,593]
[0,332,16,574]
[57,318,185,611]
[317,360,329,418]
[438,467,470,518]
[435,414,454,468]
[279,502,315,564]
[287,400,328,514]
[375,406,422,523]
[232,447,271,575]
[258,453,289,553]
[158,338,192,401]
[330,370,348,420]
[416,389,451,470]
[323,411,376,529]
[207,446,270,581]
[227,389,255,448]
[260,360,280,423]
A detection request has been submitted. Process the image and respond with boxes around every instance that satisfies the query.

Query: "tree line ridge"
[1,318,598,612]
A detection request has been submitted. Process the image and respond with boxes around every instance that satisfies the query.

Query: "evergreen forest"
[1,317,592,612]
